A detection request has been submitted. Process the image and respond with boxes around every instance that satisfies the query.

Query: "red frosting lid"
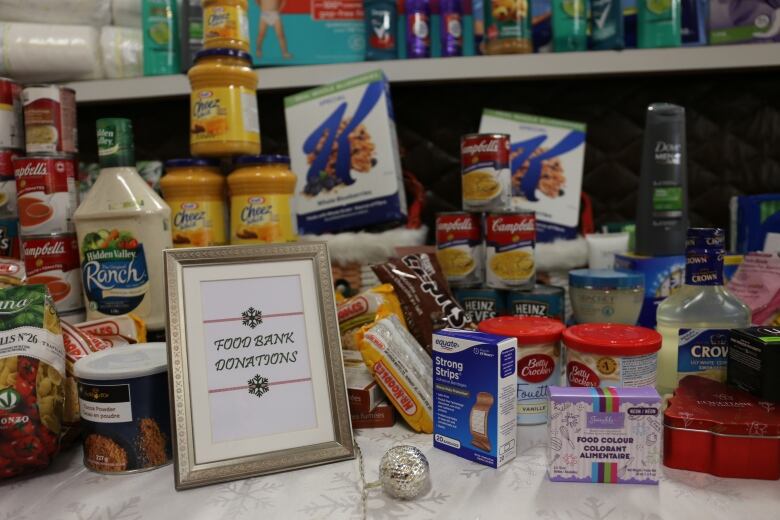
[562,323,662,356]
[664,375,780,436]
[479,316,565,346]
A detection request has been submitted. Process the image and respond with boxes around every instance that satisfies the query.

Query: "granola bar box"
[73,343,171,473]
[479,109,586,242]
[285,70,407,234]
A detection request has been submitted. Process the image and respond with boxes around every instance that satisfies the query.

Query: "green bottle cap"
[97,118,135,168]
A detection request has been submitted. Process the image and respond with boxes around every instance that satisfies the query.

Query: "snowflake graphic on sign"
[242,307,263,329]
[248,374,270,398]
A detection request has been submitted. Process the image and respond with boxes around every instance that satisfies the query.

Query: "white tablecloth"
[3,424,779,520]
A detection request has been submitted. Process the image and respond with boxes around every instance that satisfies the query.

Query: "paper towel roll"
[0,23,103,82]
[112,0,143,28]
[0,0,111,27]
[100,26,143,79]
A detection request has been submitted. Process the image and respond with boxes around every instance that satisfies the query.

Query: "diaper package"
[479,109,586,242]
[285,70,407,234]
[433,329,517,468]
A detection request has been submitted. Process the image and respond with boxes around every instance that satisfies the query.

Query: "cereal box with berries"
[479,109,586,242]
[284,70,407,235]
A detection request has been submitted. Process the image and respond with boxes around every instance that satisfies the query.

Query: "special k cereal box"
[285,70,406,234]
[479,109,586,242]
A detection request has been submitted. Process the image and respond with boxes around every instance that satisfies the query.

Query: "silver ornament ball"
[378,445,431,500]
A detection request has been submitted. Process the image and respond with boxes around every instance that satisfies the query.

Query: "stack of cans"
[0,78,24,277]
[4,81,84,323]
[435,133,564,325]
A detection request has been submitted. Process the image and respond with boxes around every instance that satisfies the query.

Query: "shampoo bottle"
[637,0,681,48]
[143,0,181,75]
[635,103,689,257]
[552,0,589,51]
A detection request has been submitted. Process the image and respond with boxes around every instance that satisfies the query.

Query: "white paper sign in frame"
[164,242,354,490]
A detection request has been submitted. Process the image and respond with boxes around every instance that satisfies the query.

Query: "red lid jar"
[479,315,564,346]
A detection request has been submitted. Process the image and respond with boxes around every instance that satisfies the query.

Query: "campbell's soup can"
[22,85,78,155]
[0,149,21,218]
[461,133,512,212]
[22,233,83,312]
[485,211,536,290]
[14,156,78,234]
[436,212,484,287]
[0,218,20,259]
[0,78,24,150]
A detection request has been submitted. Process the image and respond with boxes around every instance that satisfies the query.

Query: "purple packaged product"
[440,0,464,56]
[406,0,432,57]
[547,386,661,484]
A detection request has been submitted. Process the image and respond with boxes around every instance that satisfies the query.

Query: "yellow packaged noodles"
[0,284,65,478]
[357,316,433,433]
[337,285,406,350]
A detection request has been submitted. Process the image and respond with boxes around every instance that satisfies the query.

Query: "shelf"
[66,43,780,103]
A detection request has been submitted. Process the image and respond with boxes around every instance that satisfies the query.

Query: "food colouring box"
[548,386,661,484]
[249,0,365,65]
[479,109,586,242]
[433,329,517,468]
[614,253,685,328]
[285,70,407,234]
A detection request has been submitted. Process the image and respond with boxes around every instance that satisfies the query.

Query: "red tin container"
[664,375,780,480]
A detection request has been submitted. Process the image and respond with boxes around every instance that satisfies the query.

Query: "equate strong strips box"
[433,329,517,468]
[479,109,586,242]
[285,71,407,234]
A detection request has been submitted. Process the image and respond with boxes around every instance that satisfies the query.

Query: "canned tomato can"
[0,78,24,150]
[14,155,78,234]
[22,85,78,155]
[22,233,83,313]
[461,133,512,212]
[0,217,21,259]
[485,211,536,290]
[435,211,484,287]
[506,284,565,322]
[0,149,21,218]
[74,343,172,473]
[453,287,504,323]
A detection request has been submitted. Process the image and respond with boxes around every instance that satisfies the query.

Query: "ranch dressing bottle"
[74,118,172,332]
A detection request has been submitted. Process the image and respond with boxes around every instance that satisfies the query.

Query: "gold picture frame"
[164,242,354,490]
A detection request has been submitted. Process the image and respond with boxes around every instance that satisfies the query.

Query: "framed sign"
[164,242,354,490]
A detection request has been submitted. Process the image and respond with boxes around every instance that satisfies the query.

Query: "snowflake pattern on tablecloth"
[241,307,263,329]
[248,374,269,398]
[64,497,142,520]
[208,480,283,517]
[2,505,28,520]
[666,470,743,507]
[459,439,547,491]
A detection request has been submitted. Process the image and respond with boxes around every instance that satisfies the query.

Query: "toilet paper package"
[112,0,144,27]
[100,26,144,79]
[0,0,111,26]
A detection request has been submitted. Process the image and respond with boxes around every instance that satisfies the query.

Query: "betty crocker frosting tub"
[562,323,662,388]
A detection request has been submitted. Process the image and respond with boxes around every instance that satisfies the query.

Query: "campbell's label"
[436,212,484,286]
[567,361,600,387]
[0,151,19,219]
[14,157,78,235]
[0,79,24,150]
[486,213,536,246]
[485,213,536,290]
[0,150,20,179]
[461,134,512,212]
[22,86,77,154]
[436,213,481,246]
[461,134,510,170]
[22,234,82,312]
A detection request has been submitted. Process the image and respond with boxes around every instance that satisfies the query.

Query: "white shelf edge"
[65,43,780,103]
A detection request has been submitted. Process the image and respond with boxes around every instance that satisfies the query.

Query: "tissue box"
[479,109,586,242]
[614,253,685,328]
[249,0,365,65]
[433,329,517,468]
[548,386,661,484]
[710,0,780,45]
[285,70,407,234]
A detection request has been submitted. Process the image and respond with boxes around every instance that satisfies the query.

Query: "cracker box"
[249,0,365,66]
[479,109,586,242]
[548,386,661,484]
[285,71,407,234]
[433,329,517,468]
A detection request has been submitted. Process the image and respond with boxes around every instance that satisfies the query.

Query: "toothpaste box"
[249,0,365,65]
[285,70,407,234]
[710,0,780,45]
[548,386,661,484]
[479,109,586,242]
[433,329,517,468]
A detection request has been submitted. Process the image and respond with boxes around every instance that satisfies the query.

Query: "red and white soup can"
[14,156,78,235]
[0,78,24,150]
[22,233,83,312]
[22,85,78,155]
[484,211,536,290]
[0,149,21,219]
[435,211,484,287]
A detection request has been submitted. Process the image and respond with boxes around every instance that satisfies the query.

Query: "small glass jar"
[160,158,227,247]
[203,0,250,52]
[188,48,260,158]
[569,269,644,325]
[227,155,297,244]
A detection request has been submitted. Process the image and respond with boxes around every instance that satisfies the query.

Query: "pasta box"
[285,70,407,235]
[663,375,780,480]
[478,109,586,242]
